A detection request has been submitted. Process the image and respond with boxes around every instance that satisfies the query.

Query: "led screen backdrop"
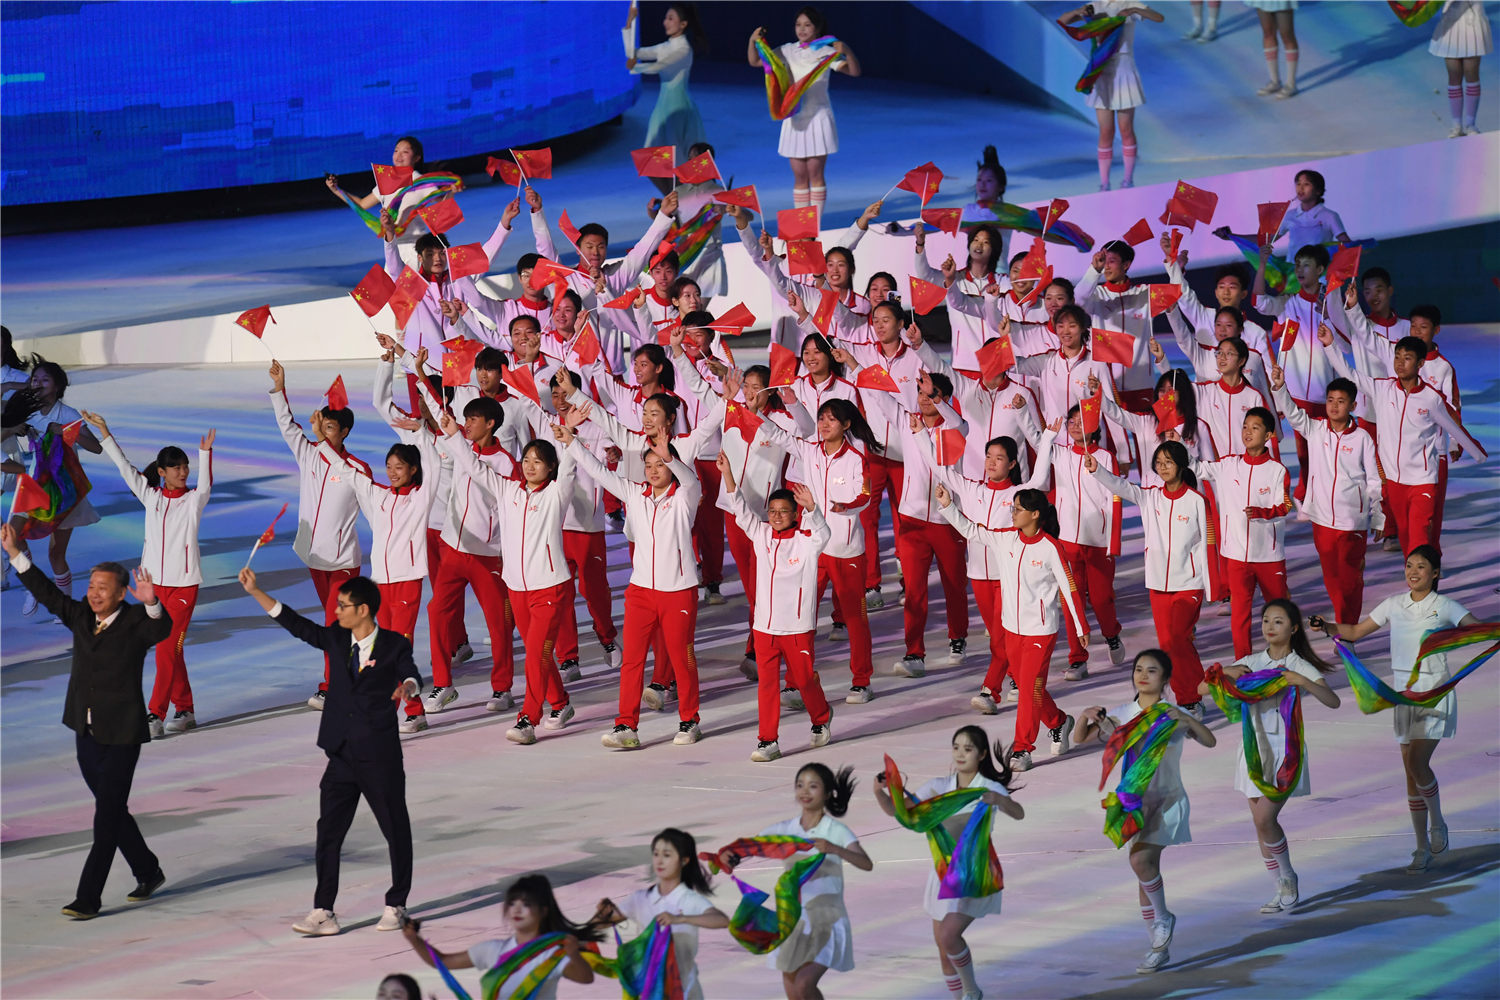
[0,1,637,205]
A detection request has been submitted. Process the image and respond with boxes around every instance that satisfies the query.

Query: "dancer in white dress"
[1429,0,1491,136]
[1058,3,1164,191]
[626,3,708,192]
[1246,0,1300,98]
[747,7,861,211]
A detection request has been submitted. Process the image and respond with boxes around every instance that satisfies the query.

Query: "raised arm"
[1085,451,1147,508]
[565,433,632,500]
[90,417,152,504]
[267,362,318,466]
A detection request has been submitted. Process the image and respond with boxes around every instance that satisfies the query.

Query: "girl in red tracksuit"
[937,485,1088,772]
[1086,441,1214,711]
[87,412,212,739]
[565,412,705,751]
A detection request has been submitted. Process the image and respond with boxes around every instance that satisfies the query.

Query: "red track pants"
[148,584,197,718]
[726,518,757,657]
[512,580,573,725]
[1290,400,1327,504]
[426,542,513,691]
[1225,558,1289,658]
[1058,541,1121,663]
[1148,590,1205,705]
[896,515,969,658]
[1385,481,1438,556]
[816,553,873,686]
[972,579,1009,692]
[377,579,427,718]
[554,530,616,664]
[693,459,725,587]
[862,454,904,589]
[310,567,358,694]
[619,585,699,729]
[1312,524,1367,624]
[1006,629,1065,753]
[754,630,831,742]
[427,527,469,651]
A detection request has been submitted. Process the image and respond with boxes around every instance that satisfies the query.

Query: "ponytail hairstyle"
[743,364,785,411]
[797,762,857,817]
[633,344,675,390]
[800,332,845,379]
[384,442,424,487]
[651,827,713,893]
[668,2,709,53]
[1263,597,1333,672]
[825,245,856,281]
[645,391,682,427]
[522,439,561,482]
[952,724,1016,790]
[817,398,883,455]
[1151,440,1196,490]
[1156,368,1199,445]
[1012,487,1060,538]
[502,874,606,943]
[1294,168,1326,204]
[1,326,25,372]
[143,445,190,489]
[976,145,1007,202]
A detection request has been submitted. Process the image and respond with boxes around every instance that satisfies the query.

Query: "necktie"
[94,619,107,635]
[348,644,360,676]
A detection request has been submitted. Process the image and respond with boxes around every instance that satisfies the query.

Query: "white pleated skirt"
[922,871,1003,921]
[1430,1,1493,57]
[1393,691,1457,743]
[1085,58,1146,111]
[779,105,839,158]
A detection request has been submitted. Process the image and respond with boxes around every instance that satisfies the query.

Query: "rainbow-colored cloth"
[346,171,464,236]
[594,922,684,1000]
[963,202,1095,253]
[1334,625,1500,714]
[1388,1,1444,27]
[1062,15,1126,94]
[1098,702,1178,848]
[700,836,825,954]
[1204,664,1306,802]
[884,755,1003,899]
[1214,232,1378,295]
[754,37,841,121]
[664,203,725,270]
[18,428,91,541]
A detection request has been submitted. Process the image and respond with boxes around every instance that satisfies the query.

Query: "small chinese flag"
[326,375,349,412]
[1080,385,1103,436]
[1167,229,1184,264]
[1257,201,1291,244]
[415,198,463,235]
[1152,390,1184,431]
[920,208,962,236]
[1326,245,1362,288]
[1160,196,1198,231]
[573,321,602,366]
[485,156,507,179]
[558,210,584,255]
[1015,237,1048,280]
[811,287,838,336]
[602,286,643,310]
[650,240,677,269]
[1169,179,1218,225]
[1091,327,1136,366]
[258,502,289,545]
[1020,264,1053,307]
[350,265,396,317]
[784,240,825,277]
[977,335,1015,382]
[441,337,483,387]
[529,258,581,292]
[1041,198,1069,233]
[674,149,720,185]
[631,145,677,178]
[724,400,764,444]
[709,302,755,334]
[446,244,490,280]
[492,159,523,187]
[61,419,84,448]
[856,366,900,393]
[935,427,966,467]
[714,185,762,216]
[1277,319,1301,356]
[372,163,413,196]
[11,473,50,516]
[897,161,943,206]
[510,147,553,180]
[778,207,820,242]
[1121,218,1154,247]
[388,267,430,328]
[769,343,800,387]
[909,275,947,316]
[236,305,275,338]
[1148,284,1183,317]
[500,364,541,405]
[655,318,681,346]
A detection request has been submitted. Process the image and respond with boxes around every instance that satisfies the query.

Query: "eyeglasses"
[336,601,357,611]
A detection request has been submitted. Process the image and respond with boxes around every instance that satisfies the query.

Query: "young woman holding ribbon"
[1056,3,1164,190]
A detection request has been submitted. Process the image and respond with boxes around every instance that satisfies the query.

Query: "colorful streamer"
[1388,1,1444,27]
[1333,625,1500,714]
[428,943,476,1000]
[590,922,683,1000]
[725,853,825,954]
[963,202,1095,253]
[344,171,464,236]
[883,755,1003,899]
[754,37,841,120]
[699,835,814,874]
[1097,703,1178,848]
[663,203,724,270]
[1203,664,1306,802]
[18,427,91,541]
[1214,232,1379,295]
[1062,15,1126,94]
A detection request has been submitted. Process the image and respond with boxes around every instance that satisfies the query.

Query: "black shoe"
[128,869,166,902]
[61,900,100,920]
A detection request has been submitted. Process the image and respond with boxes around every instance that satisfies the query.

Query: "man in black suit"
[1,523,172,920]
[238,567,419,937]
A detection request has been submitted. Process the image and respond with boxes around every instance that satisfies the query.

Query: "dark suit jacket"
[18,564,173,746]
[272,605,421,755]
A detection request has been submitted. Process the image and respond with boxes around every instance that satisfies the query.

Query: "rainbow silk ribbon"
[664,203,724,269]
[962,202,1095,253]
[590,922,683,1000]
[884,755,1004,899]
[1063,15,1126,94]
[1214,232,1379,295]
[1204,664,1306,802]
[754,37,841,120]
[1097,703,1178,848]
[345,171,464,236]
[699,836,825,954]
[1333,626,1500,714]
[19,428,91,540]
[1388,1,1444,27]
[481,932,567,1000]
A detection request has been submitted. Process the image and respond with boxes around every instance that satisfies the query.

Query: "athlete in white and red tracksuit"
[97,422,212,728]
[939,491,1088,763]
[566,434,704,748]
[1049,415,1125,674]
[914,337,1046,483]
[1087,448,1215,707]
[720,474,833,756]
[1010,307,1120,427]
[268,363,368,707]
[1191,341,1276,461]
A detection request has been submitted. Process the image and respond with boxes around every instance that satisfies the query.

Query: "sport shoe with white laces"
[1136,945,1170,974]
[1106,635,1126,665]
[398,714,429,734]
[1150,911,1175,950]
[292,908,341,936]
[810,723,831,748]
[970,690,999,715]
[1005,677,1020,702]
[601,725,641,750]
[1009,750,1032,772]
[602,642,622,670]
[673,721,702,745]
[146,713,165,740]
[506,718,537,745]
[750,740,781,763]
[894,655,926,677]
[865,587,884,610]
[1049,715,1074,756]
[780,687,804,710]
[452,642,474,664]
[485,691,514,713]
[560,659,582,682]
[948,638,967,665]
[542,704,575,730]
[642,683,671,711]
[845,686,871,705]
[375,905,406,931]
[1275,873,1299,909]
[425,686,459,713]
[164,710,196,734]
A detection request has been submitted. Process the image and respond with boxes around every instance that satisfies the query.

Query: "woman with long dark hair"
[627,2,708,188]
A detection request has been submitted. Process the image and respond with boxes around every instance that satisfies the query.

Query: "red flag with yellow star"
[1121,218,1154,247]
[602,287,645,310]
[1041,198,1069,234]
[350,266,396,317]
[769,343,800,387]
[811,287,838,336]
[1090,327,1136,367]
[784,240,825,277]
[235,305,275,338]
[509,147,553,180]
[1326,245,1362,289]
[1152,390,1184,431]
[489,157,523,187]
[1148,284,1182,317]
[372,163,413,196]
[856,365,899,393]
[714,185,762,216]
[631,145,677,178]
[977,335,1015,382]
[416,198,463,235]
[441,337,483,387]
[326,376,349,412]
[446,244,490,280]
[708,303,755,335]
[897,161,943,206]
[1080,384,1103,436]
[724,399,764,444]
[1276,319,1301,356]
[388,267,429,329]
[920,208,961,236]
[572,320,602,366]
[1168,179,1218,225]
[10,473,49,516]
[778,206,820,242]
[675,149,720,185]
[1257,201,1290,245]
[909,275,947,316]
[500,364,541,405]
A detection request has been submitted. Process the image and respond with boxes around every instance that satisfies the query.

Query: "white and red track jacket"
[271,389,367,571]
[102,438,212,588]
[567,441,702,592]
[1099,391,1218,490]
[896,405,970,524]
[1272,382,1383,531]
[754,421,873,559]
[786,371,860,418]
[915,339,1045,482]
[1193,376,1276,460]
[383,216,511,359]
[723,490,831,635]
[374,355,453,533]
[1076,267,1159,395]
[837,339,927,463]
[319,437,440,584]
[910,252,997,373]
[1194,452,1293,563]
[706,399,812,518]
[514,396,613,533]
[1092,467,1213,599]
[1255,286,1348,403]
[1165,258,1273,361]
[941,507,1087,639]
[1011,346,1118,424]
[1052,440,1123,554]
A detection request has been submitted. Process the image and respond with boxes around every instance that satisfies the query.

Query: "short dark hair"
[1326,377,1358,404]
[516,252,541,275]
[1294,244,1330,268]
[89,561,130,590]
[1407,543,1441,575]
[1046,276,1076,302]
[551,367,581,390]
[687,140,714,158]
[1360,266,1393,288]
[1244,406,1276,434]
[926,371,954,400]
[1101,239,1135,265]
[320,406,354,433]
[509,314,541,336]
[338,575,382,617]
[578,222,609,244]
[463,395,504,430]
[767,488,797,507]
[1409,304,1441,328]
[985,435,1018,464]
[413,232,450,254]
[668,276,700,301]
[395,135,425,167]
[1393,335,1429,359]
[1066,403,1101,444]
[1213,263,1250,290]
[560,289,583,310]
[651,248,681,274]
[475,347,507,373]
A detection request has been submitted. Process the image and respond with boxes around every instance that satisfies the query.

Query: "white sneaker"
[398,715,429,734]
[1257,80,1283,96]
[1407,847,1432,873]
[425,686,458,713]
[22,592,38,617]
[560,659,582,682]
[865,587,884,610]
[673,721,702,745]
[1136,945,1169,974]
[780,687,804,710]
[1182,24,1202,39]
[164,710,196,734]
[1150,911,1175,950]
[1464,123,1482,135]
[601,725,641,750]
[452,642,474,664]
[810,723,831,748]
[292,908,340,936]
[146,713,165,740]
[505,718,537,745]
[1063,662,1089,681]
[1275,85,1299,99]
[485,690,514,713]
[1005,677,1020,702]
[643,683,671,711]
[1260,889,1286,914]
[1276,874,1299,909]
[1216,599,1232,617]
[947,638,967,665]
[542,704,575,730]
[750,740,781,763]
[375,905,406,931]
[828,622,848,642]
[1430,821,1449,854]
[1106,635,1126,666]
[970,690,999,715]
[306,690,326,711]
[1197,27,1217,41]
[705,584,725,606]
[893,655,926,677]
[845,685,872,705]
[738,656,758,681]
[1009,750,1032,772]
[602,642,622,670]
[1049,715,1074,756]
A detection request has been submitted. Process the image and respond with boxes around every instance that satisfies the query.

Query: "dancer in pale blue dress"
[626,3,708,194]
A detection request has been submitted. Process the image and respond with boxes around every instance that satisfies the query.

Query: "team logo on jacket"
[833,477,846,485]
[787,556,801,566]
[1258,486,1271,495]
[1176,514,1190,523]
[1030,558,1045,568]
[1417,408,1429,416]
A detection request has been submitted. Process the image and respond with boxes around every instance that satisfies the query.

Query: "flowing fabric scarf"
[426,933,570,1000]
[1097,702,1178,848]
[883,755,1003,899]
[962,202,1095,253]
[1062,15,1126,94]
[1334,625,1500,714]
[1203,663,1306,801]
[1388,1,1444,26]
[663,203,725,270]
[590,922,684,1000]
[19,428,91,540]
[754,37,842,120]
[699,836,825,953]
[1215,232,1379,295]
[345,171,464,236]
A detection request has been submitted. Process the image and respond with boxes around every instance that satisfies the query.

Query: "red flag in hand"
[11,473,50,516]
[529,258,582,293]
[446,244,490,280]
[509,148,553,180]
[724,399,764,444]
[258,502,289,545]
[714,185,762,216]
[1326,245,1362,288]
[1168,180,1218,225]
[935,427,966,467]
[1041,198,1069,234]
[325,376,349,412]
[415,198,463,235]
[441,337,483,387]
[768,343,800,386]
[1277,319,1301,356]
[784,240,825,277]
[61,419,84,448]
[1160,197,1197,230]
[909,275,947,316]
[601,286,644,310]
[709,302,755,334]
[558,210,585,255]
[372,163,413,196]
[650,240,677,269]
[977,335,1015,382]
[1080,385,1104,436]
[500,365,541,405]
[1020,264,1053,307]
[778,207,820,241]
[811,287,838,336]
[675,149,720,184]
[654,318,681,346]
[631,146,677,178]
[1152,390,1184,431]
[1090,327,1136,366]
[388,267,430,328]
[236,305,275,338]
[920,208,962,236]
[1121,218,1154,247]
[897,161,943,206]
[490,158,523,187]
[1148,284,1182,317]
[1016,237,1048,280]
[1257,201,1291,244]
[572,321,602,366]
[350,265,396,317]
[1167,229,1184,264]
[856,366,900,393]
